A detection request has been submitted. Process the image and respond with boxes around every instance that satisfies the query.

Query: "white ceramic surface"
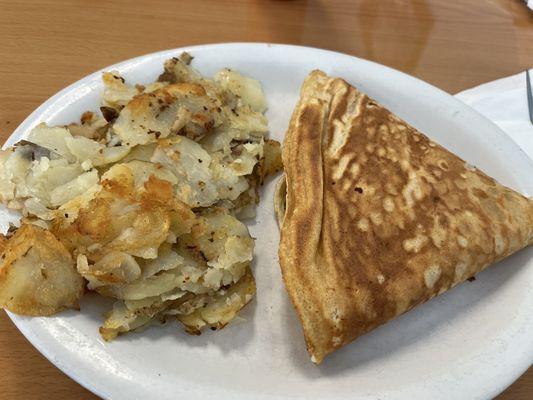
[2,43,532,400]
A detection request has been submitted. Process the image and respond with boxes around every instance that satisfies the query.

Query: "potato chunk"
[0,224,84,315]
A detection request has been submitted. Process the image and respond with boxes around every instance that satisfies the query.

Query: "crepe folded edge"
[276,70,533,364]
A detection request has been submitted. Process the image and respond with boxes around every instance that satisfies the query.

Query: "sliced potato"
[176,268,255,334]
[113,83,223,147]
[96,254,207,300]
[151,137,219,207]
[102,71,139,110]
[214,68,267,112]
[99,288,189,341]
[27,123,76,162]
[99,301,154,341]
[77,252,141,286]
[260,139,283,182]
[65,136,130,167]
[68,111,108,140]
[180,208,253,290]
[49,169,99,206]
[0,56,279,340]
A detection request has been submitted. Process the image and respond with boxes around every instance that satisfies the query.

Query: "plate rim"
[4,42,533,400]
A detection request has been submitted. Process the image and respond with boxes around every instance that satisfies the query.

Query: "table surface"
[0,0,532,398]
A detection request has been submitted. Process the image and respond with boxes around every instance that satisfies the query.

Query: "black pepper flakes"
[147,129,162,139]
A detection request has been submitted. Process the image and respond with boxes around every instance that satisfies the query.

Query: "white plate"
[3,43,532,400]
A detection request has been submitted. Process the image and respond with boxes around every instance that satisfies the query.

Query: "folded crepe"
[276,70,533,364]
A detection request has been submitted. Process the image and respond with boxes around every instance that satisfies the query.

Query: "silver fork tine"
[527,69,533,125]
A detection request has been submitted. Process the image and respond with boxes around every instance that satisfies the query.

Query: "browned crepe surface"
[277,70,533,364]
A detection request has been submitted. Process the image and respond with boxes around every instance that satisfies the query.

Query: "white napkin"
[528,0,533,11]
[455,71,533,160]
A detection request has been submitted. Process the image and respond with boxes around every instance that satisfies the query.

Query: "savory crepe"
[276,70,533,364]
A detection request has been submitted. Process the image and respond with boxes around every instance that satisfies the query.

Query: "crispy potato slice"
[95,246,207,300]
[0,56,280,339]
[99,301,154,341]
[176,267,256,334]
[99,287,190,341]
[54,164,194,262]
[68,111,108,140]
[157,55,203,85]
[26,123,76,162]
[102,71,140,110]
[113,83,223,147]
[214,68,267,112]
[258,139,283,183]
[0,235,7,254]
[180,208,254,290]
[0,224,84,315]
[77,252,141,287]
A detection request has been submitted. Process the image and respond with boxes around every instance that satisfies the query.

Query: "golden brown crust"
[278,70,533,364]
[0,224,84,316]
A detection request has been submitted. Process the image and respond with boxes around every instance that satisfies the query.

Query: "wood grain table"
[0,1,532,398]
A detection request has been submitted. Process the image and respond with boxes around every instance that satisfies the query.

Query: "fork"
[527,69,533,125]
